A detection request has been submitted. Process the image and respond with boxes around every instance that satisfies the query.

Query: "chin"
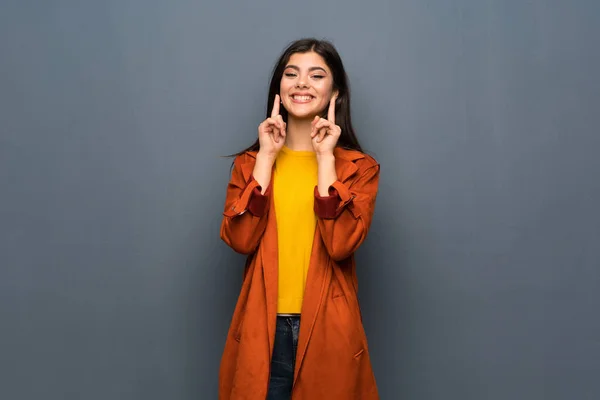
[288,112,316,120]
[286,107,325,120]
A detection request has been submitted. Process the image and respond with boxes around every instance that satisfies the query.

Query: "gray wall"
[1,1,599,399]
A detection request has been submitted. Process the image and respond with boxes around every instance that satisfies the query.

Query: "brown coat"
[219,146,380,399]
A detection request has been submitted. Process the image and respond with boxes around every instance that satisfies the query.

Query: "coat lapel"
[334,147,363,183]
[291,147,364,384]
[293,231,331,385]
[240,152,257,183]
[262,188,279,353]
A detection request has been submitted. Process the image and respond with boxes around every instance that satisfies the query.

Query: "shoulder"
[334,147,379,171]
[232,151,258,168]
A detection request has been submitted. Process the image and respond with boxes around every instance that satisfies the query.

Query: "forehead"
[286,51,329,71]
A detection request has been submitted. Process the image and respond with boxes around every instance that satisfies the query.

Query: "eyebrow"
[284,65,328,74]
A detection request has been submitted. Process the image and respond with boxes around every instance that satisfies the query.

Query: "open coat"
[219,146,380,399]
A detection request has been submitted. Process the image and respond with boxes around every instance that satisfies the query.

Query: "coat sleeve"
[220,155,271,255]
[313,161,380,261]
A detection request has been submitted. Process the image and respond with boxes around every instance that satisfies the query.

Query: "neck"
[284,116,315,151]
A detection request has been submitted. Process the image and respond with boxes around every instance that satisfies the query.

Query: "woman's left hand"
[311,96,341,156]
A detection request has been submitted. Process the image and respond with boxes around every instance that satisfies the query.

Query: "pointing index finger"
[271,94,280,118]
[328,95,337,123]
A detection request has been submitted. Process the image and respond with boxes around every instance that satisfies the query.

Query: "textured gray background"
[1,1,599,399]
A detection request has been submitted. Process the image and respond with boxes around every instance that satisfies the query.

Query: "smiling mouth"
[290,95,315,103]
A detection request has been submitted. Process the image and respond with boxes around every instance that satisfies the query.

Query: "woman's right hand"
[257,94,286,158]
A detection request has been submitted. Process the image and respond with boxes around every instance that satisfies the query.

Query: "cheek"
[280,79,294,93]
[316,81,334,97]
[317,87,333,104]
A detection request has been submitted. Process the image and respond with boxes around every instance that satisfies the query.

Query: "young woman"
[219,38,380,400]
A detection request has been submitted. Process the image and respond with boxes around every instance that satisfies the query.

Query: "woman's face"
[279,51,337,120]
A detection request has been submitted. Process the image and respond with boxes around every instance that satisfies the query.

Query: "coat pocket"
[332,293,365,358]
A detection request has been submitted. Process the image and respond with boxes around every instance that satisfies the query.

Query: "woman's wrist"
[317,154,337,196]
[253,152,276,193]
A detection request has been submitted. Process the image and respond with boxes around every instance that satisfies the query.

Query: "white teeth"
[293,95,313,101]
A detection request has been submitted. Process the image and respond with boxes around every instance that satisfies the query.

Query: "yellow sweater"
[273,146,318,314]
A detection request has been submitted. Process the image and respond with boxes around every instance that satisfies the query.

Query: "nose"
[296,76,309,88]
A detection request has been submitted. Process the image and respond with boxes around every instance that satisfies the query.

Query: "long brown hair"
[229,38,363,157]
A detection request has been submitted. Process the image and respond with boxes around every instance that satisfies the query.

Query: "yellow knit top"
[273,145,318,314]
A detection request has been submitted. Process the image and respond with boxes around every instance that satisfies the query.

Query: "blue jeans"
[266,315,300,400]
